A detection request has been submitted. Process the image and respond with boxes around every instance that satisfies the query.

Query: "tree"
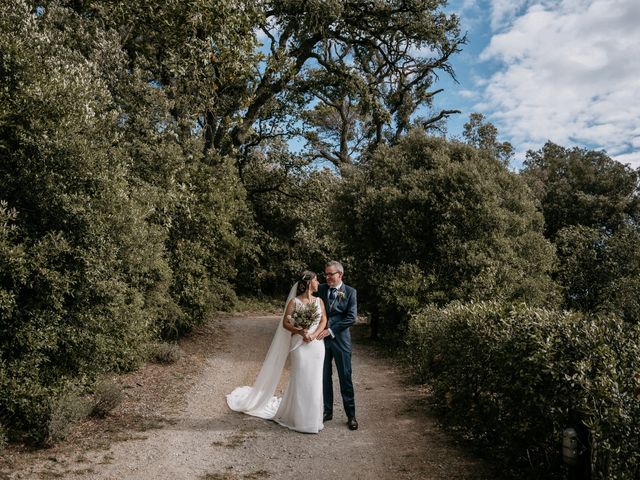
[1,1,171,442]
[522,142,640,239]
[521,142,640,319]
[300,75,372,169]
[0,1,254,442]
[337,130,558,339]
[235,140,341,295]
[286,0,465,170]
[53,0,465,176]
[555,224,640,322]
[463,113,513,164]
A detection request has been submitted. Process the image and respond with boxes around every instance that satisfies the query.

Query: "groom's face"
[324,268,342,288]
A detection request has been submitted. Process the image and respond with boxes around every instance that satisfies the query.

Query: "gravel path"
[1,315,499,479]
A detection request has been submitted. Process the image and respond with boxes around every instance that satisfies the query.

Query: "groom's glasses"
[324,271,340,278]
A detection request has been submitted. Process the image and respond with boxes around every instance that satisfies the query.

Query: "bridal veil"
[226,283,303,418]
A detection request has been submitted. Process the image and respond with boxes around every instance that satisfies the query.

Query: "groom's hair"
[325,260,344,274]
[296,271,316,295]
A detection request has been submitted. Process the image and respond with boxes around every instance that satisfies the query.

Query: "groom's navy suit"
[317,282,357,418]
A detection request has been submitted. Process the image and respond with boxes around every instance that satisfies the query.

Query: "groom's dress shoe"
[323,413,333,422]
[347,417,358,430]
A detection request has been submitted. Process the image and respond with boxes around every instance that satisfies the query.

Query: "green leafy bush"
[0,2,254,443]
[339,131,558,339]
[555,224,640,322]
[406,302,640,479]
[231,295,283,314]
[237,153,341,297]
[0,2,164,442]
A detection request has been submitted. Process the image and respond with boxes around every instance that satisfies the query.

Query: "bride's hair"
[296,271,316,295]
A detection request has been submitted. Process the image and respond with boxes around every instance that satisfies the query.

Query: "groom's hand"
[316,329,330,340]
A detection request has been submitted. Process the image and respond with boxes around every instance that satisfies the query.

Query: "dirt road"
[1,314,499,479]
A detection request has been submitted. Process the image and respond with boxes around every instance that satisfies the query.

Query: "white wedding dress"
[227,295,325,434]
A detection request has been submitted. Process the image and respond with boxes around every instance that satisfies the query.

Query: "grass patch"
[39,472,66,479]
[0,423,6,453]
[212,430,256,449]
[244,471,269,479]
[99,453,115,464]
[71,467,95,475]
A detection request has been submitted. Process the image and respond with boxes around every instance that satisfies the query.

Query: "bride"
[226,271,327,433]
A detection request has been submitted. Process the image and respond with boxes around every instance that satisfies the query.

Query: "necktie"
[329,288,337,301]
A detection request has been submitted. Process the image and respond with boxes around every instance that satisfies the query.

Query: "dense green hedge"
[0,2,250,444]
[406,301,640,479]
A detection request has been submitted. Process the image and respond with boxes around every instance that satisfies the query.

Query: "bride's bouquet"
[288,302,320,329]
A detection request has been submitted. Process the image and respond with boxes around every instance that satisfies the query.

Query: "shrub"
[0,2,164,442]
[236,161,340,297]
[46,387,90,446]
[0,1,253,443]
[232,295,286,315]
[149,342,183,364]
[406,301,640,479]
[339,131,558,339]
[161,157,251,337]
[555,224,640,321]
[90,377,123,418]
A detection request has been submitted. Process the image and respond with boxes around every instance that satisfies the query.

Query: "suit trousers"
[323,337,355,418]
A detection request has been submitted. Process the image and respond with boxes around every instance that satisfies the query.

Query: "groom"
[316,261,358,430]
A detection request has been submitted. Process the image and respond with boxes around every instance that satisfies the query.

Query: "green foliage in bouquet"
[290,302,320,330]
[406,301,640,479]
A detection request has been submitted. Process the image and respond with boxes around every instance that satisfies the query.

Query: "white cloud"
[488,0,534,30]
[614,151,640,166]
[459,89,478,98]
[478,0,640,167]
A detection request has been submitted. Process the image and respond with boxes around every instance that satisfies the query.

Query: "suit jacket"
[316,283,357,353]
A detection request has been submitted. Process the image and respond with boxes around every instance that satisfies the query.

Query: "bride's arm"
[310,300,328,341]
[282,299,305,336]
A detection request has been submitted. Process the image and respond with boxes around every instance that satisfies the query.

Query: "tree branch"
[421,109,461,129]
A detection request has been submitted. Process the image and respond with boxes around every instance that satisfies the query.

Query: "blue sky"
[431,0,640,169]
